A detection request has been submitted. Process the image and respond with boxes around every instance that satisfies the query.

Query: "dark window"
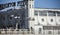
[34,11,38,16]
[48,11,56,16]
[31,27,34,34]
[4,4,9,8]
[8,3,12,7]
[30,5,31,8]
[38,22,40,25]
[58,31,60,34]
[39,28,41,34]
[39,11,47,16]
[16,29,19,31]
[11,29,14,31]
[57,12,60,16]
[32,18,35,21]
[51,19,53,22]
[12,2,16,6]
[48,31,52,34]
[9,17,13,20]
[17,1,23,6]
[42,18,44,22]
[10,17,12,19]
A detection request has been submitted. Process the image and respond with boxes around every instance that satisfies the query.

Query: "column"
[56,12,57,25]
[5,15,8,28]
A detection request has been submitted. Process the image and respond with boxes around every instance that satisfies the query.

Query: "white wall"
[56,17,60,25]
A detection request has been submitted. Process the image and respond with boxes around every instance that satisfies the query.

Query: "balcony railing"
[0,29,60,35]
[0,29,34,34]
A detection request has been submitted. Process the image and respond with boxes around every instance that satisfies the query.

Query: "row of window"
[40,18,60,22]
[34,11,60,16]
[0,1,24,10]
[39,18,55,22]
[2,15,60,23]
[44,31,60,34]
[38,28,60,34]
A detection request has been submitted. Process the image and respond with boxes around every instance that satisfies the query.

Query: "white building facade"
[27,0,60,35]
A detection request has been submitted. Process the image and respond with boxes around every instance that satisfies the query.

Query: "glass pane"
[48,11,56,16]
[48,31,52,34]
[57,12,60,16]
[34,10,38,16]
[39,28,41,34]
[39,11,47,16]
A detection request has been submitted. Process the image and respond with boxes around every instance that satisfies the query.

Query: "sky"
[0,0,60,8]
[34,0,60,8]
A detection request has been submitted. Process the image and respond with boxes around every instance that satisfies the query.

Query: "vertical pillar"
[5,15,8,28]
[47,11,48,25]
[56,12,57,25]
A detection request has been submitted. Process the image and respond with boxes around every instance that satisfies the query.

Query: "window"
[31,27,34,34]
[8,15,14,20]
[51,19,53,22]
[11,29,14,31]
[39,11,47,16]
[4,4,9,8]
[10,17,12,20]
[38,22,40,25]
[42,18,44,22]
[58,31,60,34]
[8,3,12,7]
[48,31,52,34]
[57,12,60,16]
[34,11,38,16]
[16,29,19,31]
[17,1,23,6]
[39,28,41,34]
[32,18,35,21]
[12,2,16,6]
[29,5,31,8]
[34,11,47,16]
[48,11,56,16]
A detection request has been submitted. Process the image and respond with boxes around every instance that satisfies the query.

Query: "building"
[26,0,60,35]
[0,0,28,29]
[0,0,60,35]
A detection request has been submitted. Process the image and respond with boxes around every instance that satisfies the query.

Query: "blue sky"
[34,0,60,8]
[0,0,60,8]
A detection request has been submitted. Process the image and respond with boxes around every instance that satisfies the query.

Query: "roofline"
[34,8,60,11]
